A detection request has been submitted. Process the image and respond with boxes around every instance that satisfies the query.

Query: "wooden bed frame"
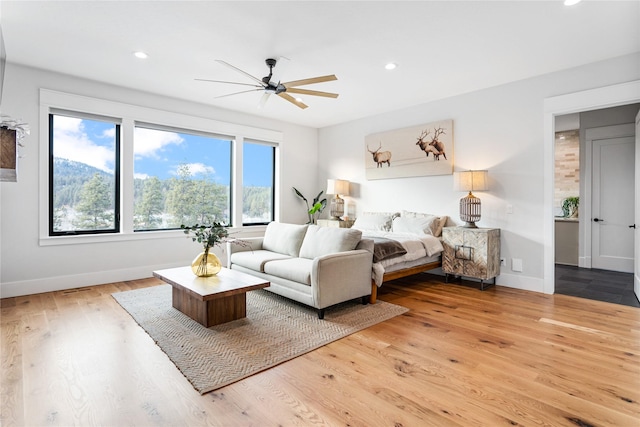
[369,260,442,304]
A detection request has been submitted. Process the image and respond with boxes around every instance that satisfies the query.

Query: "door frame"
[543,80,640,294]
[582,123,635,270]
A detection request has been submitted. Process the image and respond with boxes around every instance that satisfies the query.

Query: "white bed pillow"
[352,211,399,231]
[392,215,439,236]
[401,210,448,237]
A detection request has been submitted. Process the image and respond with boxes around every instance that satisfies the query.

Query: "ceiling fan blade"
[285,87,339,98]
[278,92,308,109]
[195,78,262,88]
[258,92,271,109]
[214,88,263,99]
[215,59,266,87]
[282,74,337,88]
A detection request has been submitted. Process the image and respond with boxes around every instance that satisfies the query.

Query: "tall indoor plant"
[293,187,327,224]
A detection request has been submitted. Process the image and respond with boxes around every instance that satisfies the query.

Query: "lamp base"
[460,192,481,229]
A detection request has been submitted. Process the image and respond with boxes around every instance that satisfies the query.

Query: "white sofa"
[226,222,374,319]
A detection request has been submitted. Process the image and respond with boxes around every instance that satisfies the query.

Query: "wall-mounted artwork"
[365,119,453,180]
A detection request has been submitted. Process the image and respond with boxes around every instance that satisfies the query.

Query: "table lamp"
[326,179,350,220]
[453,170,489,228]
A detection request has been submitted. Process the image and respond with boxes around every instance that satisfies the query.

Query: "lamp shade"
[326,179,350,196]
[453,170,489,192]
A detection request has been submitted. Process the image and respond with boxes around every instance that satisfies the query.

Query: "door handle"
[593,218,603,222]
[630,224,637,229]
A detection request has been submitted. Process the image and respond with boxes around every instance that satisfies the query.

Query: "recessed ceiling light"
[134,51,148,59]
[564,0,581,6]
[385,62,397,70]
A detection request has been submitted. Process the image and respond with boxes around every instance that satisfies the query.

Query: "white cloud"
[53,116,114,173]
[134,127,183,158]
[134,172,150,180]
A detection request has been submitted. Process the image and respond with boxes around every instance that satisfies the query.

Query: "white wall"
[318,53,640,293]
[0,64,318,297]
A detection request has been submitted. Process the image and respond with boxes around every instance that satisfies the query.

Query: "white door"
[592,135,635,273]
[635,110,639,301]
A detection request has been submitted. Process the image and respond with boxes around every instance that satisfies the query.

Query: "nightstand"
[317,219,355,228]
[442,226,500,290]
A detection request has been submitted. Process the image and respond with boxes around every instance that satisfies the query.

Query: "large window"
[42,90,282,241]
[49,113,120,235]
[242,140,275,225]
[133,126,232,230]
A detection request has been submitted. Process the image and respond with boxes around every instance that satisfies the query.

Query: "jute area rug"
[112,285,408,394]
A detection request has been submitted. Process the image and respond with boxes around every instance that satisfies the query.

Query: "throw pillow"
[299,225,362,259]
[262,222,309,257]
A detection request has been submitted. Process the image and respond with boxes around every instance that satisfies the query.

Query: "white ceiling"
[1,1,639,128]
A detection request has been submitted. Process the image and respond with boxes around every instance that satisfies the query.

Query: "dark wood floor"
[555,264,639,308]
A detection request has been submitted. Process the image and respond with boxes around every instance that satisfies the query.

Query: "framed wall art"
[364,119,453,180]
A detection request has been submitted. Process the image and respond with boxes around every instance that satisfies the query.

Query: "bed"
[351,211,448,303]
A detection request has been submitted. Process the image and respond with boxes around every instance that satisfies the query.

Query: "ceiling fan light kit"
[197,58,338,109]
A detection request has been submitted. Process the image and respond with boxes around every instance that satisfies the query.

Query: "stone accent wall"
[554,130,579,215]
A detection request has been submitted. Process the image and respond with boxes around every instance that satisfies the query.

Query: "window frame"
[132,122,234,232]
[48,111,122,236]
[39,89,282,246]
[241,139,276,226]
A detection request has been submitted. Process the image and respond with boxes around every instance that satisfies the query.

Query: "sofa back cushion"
[262,222,308,257]
[299,225,363,259]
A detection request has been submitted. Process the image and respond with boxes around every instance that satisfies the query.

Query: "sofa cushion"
[263,258,313,285]
[299,225,362,259]
[230,250,291,272]
[262,222,308,257]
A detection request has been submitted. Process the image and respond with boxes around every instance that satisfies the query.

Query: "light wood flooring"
[1,273,639,426]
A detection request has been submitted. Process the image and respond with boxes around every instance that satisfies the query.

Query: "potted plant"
[561,196,579,218]
[180,222,230,277]
[293,187,327,224]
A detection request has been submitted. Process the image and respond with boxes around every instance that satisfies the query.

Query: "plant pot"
[191,248,222,277]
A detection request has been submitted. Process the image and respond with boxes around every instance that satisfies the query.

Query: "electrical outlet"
[500,258,506,267]
[512,258,523,272]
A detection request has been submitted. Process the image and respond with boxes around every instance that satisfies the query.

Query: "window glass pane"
[50,114,119,234]
[133,127,231,230]
[243,141,274,224]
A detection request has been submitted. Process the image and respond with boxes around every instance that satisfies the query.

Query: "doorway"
[545,81,640,303]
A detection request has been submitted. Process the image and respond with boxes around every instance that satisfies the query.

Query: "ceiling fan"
[196,58,339,109]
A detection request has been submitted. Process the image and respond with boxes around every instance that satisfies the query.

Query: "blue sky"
[53,116,272,186]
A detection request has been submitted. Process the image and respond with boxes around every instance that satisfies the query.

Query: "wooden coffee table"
[153,266,270,327]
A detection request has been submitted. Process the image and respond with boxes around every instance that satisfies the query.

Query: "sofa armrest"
[311,249,373,309]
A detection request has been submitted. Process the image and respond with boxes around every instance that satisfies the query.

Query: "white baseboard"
[495,272,545,293]
[425,268,544,293]
[0,262,186,298]
[2,264,547,299]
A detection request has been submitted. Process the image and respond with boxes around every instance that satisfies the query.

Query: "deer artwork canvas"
[364,119,453,180]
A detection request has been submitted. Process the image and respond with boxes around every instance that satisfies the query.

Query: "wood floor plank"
[1,274,639,426]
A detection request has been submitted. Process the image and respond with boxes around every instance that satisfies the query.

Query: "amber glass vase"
[190,248,222,277]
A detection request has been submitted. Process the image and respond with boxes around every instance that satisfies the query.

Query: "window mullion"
[232,136,244,227]
[121,118,135,233]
